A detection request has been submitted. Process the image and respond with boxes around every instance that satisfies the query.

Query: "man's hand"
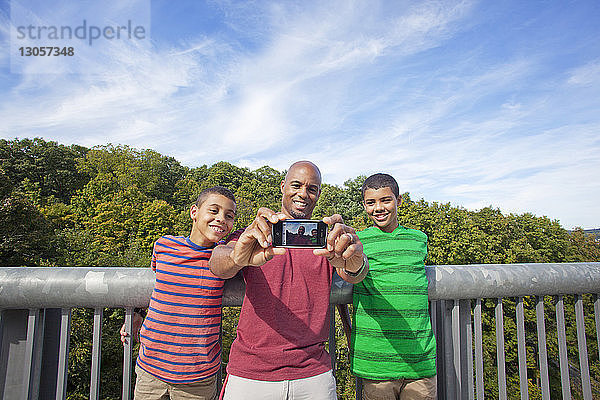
[120,312,144,346]
[231,207,288,267]
[314,214,367,282]
[210,207,288,278]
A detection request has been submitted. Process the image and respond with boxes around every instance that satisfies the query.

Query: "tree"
[0,137,89,203]
[0,168,58,266]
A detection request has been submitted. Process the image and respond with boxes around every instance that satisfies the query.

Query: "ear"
[280,179,285,194]
[397,195,403,207]
[190,204,198,221]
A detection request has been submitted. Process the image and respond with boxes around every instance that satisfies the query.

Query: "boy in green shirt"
[351,173,437,400]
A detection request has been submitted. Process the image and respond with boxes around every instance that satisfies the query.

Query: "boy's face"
[363,187,401,233]
[190,193,236,246]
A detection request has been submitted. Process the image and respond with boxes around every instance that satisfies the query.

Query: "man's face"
[298,226,305,235]
[280,163,321,219]
[363,187,401,233]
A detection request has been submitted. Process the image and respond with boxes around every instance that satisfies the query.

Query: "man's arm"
[209,207,287,278]
[336,254,369,284]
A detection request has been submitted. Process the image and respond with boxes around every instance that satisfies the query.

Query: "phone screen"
[272,219,327,248]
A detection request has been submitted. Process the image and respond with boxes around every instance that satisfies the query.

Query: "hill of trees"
[1,138,599,399]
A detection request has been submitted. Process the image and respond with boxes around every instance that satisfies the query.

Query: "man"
[210,161,369,400]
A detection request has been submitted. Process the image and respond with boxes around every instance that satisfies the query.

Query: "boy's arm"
[209,207,287,279]
[120,242,156,345]
[209,241,242,279]
[120,313,143,345]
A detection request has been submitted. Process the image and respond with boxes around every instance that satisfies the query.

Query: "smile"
[293,200,308,208]
[373,213,388,221]
[210,225,225,233]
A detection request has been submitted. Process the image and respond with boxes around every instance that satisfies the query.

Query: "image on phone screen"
[272,219,327,248]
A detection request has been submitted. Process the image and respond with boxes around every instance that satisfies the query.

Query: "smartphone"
[272,219,328,248]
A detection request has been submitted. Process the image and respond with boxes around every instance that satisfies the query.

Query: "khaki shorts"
[134,364,218,400]
[361,375,437,400]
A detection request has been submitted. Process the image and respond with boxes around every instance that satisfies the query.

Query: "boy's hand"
[314,214,364,274]
[231,207,287,267]
[120,313,144,346]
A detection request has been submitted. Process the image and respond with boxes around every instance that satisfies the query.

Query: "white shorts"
[222,370,337,400]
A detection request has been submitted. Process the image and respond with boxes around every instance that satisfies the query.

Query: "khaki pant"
[222,370,337,400]
[362,375,437,400]
[134,364,218,400]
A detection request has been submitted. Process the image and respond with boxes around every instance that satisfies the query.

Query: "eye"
[209,208,218,214]
[226,213,235,220]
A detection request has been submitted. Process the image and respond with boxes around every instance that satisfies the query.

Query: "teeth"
[211,226,224,233]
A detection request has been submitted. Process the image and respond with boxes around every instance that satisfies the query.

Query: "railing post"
[473,298,484,399]
[90,308,103,400]
[495,298,507,400]
[535,296,550,400]
[122,308,134,400]
[451,300,462,397]
[574,295,592,400]
[442,300,456,398]
[555,295,571,400]
[594,294,600,365]
[0,310,4,363]
[516,297,529,400]
[56,308,71,400]
[329,305,336,372]
[451,299,474,400]
[460,299,474,400]
[24,309,44,400]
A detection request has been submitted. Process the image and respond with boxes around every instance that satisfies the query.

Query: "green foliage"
[0,168,59,266]
[0,190,58,266]
[1,137,599,399]
[0,137,89,203]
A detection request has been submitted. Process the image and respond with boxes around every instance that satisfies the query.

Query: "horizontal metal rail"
[1,263,599,308]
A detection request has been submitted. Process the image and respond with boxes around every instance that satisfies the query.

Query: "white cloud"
[567,59,600,86]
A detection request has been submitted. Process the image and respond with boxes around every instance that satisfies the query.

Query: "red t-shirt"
[226,243,335,380]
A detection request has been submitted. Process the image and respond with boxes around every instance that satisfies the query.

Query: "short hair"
[195,186,236,207]
[361,173,399,198]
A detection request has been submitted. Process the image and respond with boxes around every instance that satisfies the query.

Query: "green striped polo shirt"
[351,225,436,380]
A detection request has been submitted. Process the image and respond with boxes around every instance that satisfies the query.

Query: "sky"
[1,0,599,229]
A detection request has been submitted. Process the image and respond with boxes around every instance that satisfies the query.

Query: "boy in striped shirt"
[120,186,236,400]
[351,174,437,400]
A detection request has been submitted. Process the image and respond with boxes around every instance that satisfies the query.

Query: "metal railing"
[0,263,599,399]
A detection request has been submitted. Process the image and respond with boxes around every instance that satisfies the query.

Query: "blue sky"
[1,0,599,229]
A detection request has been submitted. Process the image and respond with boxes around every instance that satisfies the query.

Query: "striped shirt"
[136,235,225,383]
[350,226,437,380]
